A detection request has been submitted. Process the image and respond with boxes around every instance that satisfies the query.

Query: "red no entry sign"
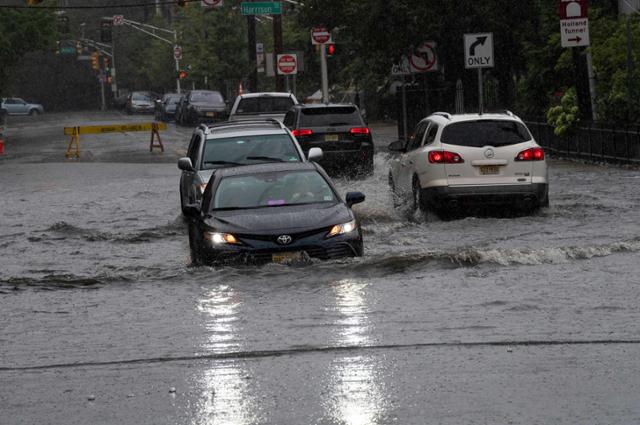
[277,54,298,75]
[311,27,331,45]
[201,0,223,7]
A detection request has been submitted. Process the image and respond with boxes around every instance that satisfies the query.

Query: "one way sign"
[464,33,494,69]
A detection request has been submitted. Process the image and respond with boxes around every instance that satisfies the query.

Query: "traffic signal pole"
[320,44,329,103]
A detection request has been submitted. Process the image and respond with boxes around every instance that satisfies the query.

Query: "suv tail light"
[515,147,544,161]
[292,129,313,137]
[428,150,464,164]
[349,127,370,135]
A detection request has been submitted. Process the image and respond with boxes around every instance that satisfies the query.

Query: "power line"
[0,0,199,10]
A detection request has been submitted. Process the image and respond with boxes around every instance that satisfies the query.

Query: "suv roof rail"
[204,118,286,132]
[432,111,451,120]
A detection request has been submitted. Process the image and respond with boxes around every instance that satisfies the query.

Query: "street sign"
[201,0,223,7]
[256,43,265,73]
[277,54,297,75]
[409,41,438,73]
[173,45,182,60]
[112,15,124,26]
[241,1,281,15]
[464,33,494,69]
[560,0,590,47]
[59,46,76,55]
[311,27,331,45]
[391,56,411,76]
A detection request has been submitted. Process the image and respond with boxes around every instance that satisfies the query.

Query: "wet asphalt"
[1,112,640,424]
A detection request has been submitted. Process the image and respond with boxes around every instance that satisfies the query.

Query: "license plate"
[206,112,215,117]
[480,165,500,175]
[325,134,339,142]
[272,252,303,264]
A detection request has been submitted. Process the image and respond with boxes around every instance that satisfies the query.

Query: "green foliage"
[0,6,56,95]
[546,87,579,137]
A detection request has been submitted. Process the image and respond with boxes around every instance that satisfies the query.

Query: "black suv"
[283,103,374,176]
[176,90,227,126]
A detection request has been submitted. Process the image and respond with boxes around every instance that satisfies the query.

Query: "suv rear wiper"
[328,122,350,126]
[245,156,286,162]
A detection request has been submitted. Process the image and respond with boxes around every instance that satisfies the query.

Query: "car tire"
[29,109,39,116]
[388,174,403,209]
[412,177,429,212]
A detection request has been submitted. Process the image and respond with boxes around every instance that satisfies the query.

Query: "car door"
[181,134,201,205]
[397,120,429,194]
[4,98,21,115]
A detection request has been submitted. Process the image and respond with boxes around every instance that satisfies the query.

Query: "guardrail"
[525,120,640,165]
[63,122,166,159]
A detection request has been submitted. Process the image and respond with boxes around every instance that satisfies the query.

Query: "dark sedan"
[176,90,227,125]
[184,162,365,266]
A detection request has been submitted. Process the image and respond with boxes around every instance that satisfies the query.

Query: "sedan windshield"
[440,120,532,147]
[213,170,336,210]
[132,93,152,101]
[201,134,301,169]
[299,106,363,127]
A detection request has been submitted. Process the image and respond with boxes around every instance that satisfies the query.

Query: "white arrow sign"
[464,32,494,69]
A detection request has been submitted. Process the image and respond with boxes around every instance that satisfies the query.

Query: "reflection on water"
[326,279,388,425]
[194,285,258,425]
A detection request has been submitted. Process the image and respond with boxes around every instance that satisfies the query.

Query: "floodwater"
[2,113,640,424]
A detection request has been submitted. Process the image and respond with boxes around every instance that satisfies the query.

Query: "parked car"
[184,161,365,266]
[283,103,374,176]
[388,111,549,217]
[125,91,158,114]
[177,119,323,216]
[155,93,182,121]
[0,97,44,116]
[228,92,298,122]
[176,90,227,126]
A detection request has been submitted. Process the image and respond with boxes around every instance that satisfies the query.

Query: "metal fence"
[525,120,640,165]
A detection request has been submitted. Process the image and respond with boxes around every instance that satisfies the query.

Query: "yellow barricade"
[64,122,167,159]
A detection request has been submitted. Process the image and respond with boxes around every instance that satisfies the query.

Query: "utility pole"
[247,10,258,92]
[320,44,329,102]
[273,14,284,91]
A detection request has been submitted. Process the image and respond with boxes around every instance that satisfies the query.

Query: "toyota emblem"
[277,235,293,245]
[484,148,495,159]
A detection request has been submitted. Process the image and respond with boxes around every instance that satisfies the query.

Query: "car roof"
[292,103,358,110]
[237,92,295,99]
[213,161,317,178]
[426,111,523,124]
[205,127,288,139]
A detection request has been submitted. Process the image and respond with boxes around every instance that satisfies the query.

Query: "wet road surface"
[2,112,640,424]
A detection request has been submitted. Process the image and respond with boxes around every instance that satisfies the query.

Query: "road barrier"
[63,122,167,159]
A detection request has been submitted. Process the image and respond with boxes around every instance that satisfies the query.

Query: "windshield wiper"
[245,156,286,162]
[204,160,244,166]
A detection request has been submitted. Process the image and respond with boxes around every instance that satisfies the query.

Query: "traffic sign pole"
[320,43,329,103]
[478,68,483,115]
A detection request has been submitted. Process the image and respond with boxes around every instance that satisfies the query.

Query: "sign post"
[391,56,411,140]
[464,33,494,114]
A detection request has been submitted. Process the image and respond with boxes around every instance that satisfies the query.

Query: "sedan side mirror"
[345,191,365,207]
[307,147,323,162]
[183,203,201,217]
[388,140,406,153]
[178,157,194,171]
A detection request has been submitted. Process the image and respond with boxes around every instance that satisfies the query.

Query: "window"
[190,91,224,104]
[424,123,439,145]
[201,134,301,169]
[441,120,532,147]
[283,111,295,127]
[408,121,428,151]
[236,97,295,114]
[187,135,200,166]
[213,170,336,210]
[298,106,363,127]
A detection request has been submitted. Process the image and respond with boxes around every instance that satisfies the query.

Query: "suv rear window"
[236,97,294,114]
[299,106,363,127]
[441,120,532,147]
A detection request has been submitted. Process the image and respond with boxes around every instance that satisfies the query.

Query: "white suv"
[388,111,549,216]
[228,92,298,122]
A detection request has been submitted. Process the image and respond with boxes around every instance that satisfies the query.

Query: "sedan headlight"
[327,220,357,238]
[205,232,239,245]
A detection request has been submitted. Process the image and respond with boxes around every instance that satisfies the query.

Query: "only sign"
[311,27,331,45]
[277,54,298,75]
[201,0,223,7]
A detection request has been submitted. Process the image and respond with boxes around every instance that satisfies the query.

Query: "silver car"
[178,119,322,215]
[228,92,298,122]
[1,97,44,116]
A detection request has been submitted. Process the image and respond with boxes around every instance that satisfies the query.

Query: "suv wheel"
[389,174,402,208]
[412,177,428,212]
[29,109,39,116]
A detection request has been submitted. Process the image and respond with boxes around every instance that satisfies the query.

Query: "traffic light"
[179,70,188,80]
[103,57,110,73]
[91,52,100,70]
[326,43,335,57]
[100,18,112,43]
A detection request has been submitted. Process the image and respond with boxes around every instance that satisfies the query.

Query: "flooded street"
[2,113,640,424]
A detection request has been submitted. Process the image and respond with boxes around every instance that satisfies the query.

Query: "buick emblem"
[277,235,293,245]
[484,148,495,159]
